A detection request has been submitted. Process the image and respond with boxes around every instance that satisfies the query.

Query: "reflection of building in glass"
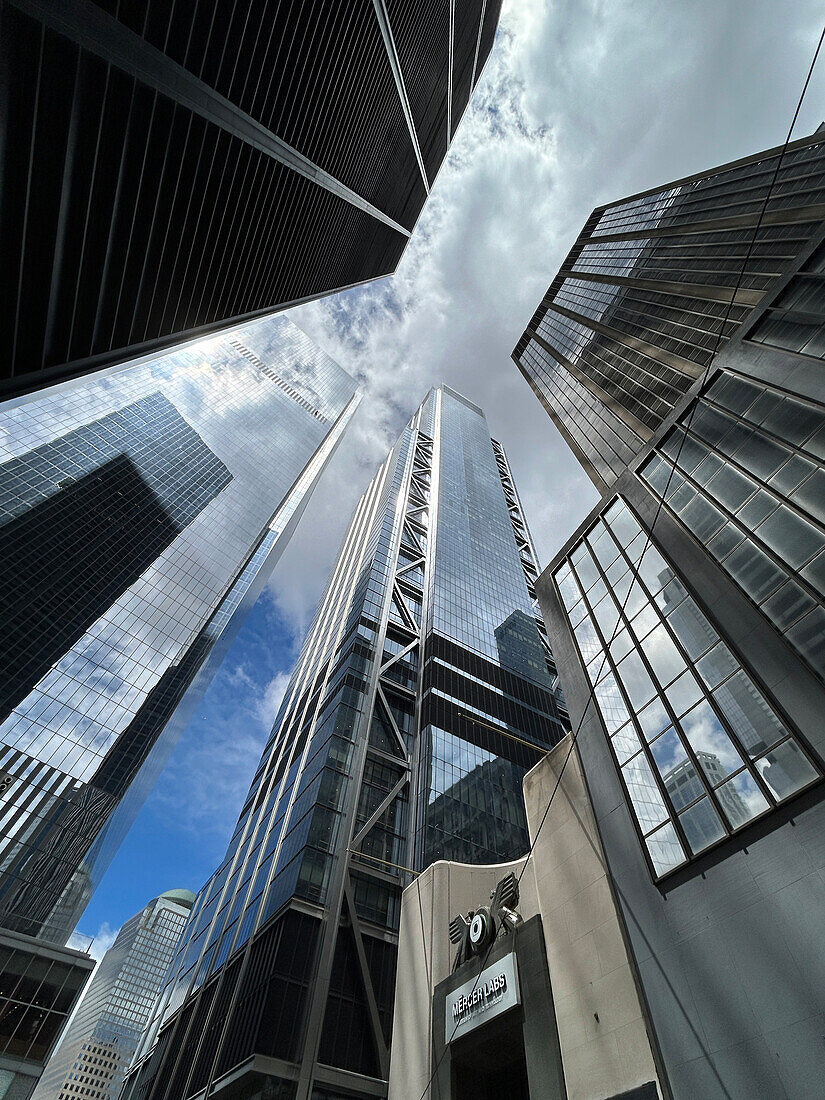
[0,313,356,1097]
[513,128,825,493]
[124,386,567,1100]
[0,315,357,946]
[530,132,825,1097]
[33,890,194,1100]
[1,1,502,400]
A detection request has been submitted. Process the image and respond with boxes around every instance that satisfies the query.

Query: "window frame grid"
[556,496,822,882]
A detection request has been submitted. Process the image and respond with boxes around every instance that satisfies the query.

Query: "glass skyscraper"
[513,126,825,493]
[522,132,825,1096]
[0,314,357,1098]
[33,889,196,1100]
[0,314,358,946]
[0,0,502,399]
[123,386,567,1100]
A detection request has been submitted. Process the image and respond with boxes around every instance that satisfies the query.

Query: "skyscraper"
[33,889,196,1100]
[523,135,825,1096]
[123,386,567,1100]
[0,0,502,400]
[0,314,358,946]
[513,127,825,493]
[0,314,358,1099]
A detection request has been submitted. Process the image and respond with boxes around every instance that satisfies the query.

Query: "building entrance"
[451,1013,530,1100]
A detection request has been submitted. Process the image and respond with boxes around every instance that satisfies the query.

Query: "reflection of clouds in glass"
[594,674,631,733]
[645,821,685,875]
[679,700,743,779]
[0,315,355,786]
[622,754,668,833]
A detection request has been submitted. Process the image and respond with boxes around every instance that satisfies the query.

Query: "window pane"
[609,629,634,663]
[716,771,770,829]
[616,651,657,709]
[712,671,787,756]
[638,546,675,594]
[707,523,744,561]
[761,581,816,630]
[679,798,727,854]
[665,598,718,659]
[645,821,686,875]
[573,552,599,591]
[641,624,687,686]
[592,594,621,638]
[573,617,601,663]
[630,605,659,641]
[637,697,671,742]
[612,723,644,765]
[696,643,738,689]
[606,501,641,547]
[680,700,744,780]
[556,568,581,610]
[756,506,824,569]
[665,671,703,716]
[725,541,785,602]
[756,739,818,800]
[622,755,669,833]
[594,674,631,733]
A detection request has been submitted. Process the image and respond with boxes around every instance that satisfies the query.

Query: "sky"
[77,0,825,949]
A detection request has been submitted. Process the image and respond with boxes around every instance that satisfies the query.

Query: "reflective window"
[555,497,820,879]
[641,370,825,682]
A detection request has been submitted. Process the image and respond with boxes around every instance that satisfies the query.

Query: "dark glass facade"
[123,387,566,1100]
[513,129,825,493]
[0,314,358,948]
[0,0,502,399]
[529,133,825,1094]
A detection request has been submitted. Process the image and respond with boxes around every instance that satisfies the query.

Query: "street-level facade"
[123,386,567,1100]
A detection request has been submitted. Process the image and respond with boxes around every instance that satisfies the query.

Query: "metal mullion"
[108,87,160,350]
[187,132,247,326]
[127,97,180,345]
[240,150,294,315]
[276,0,320,159]
[42,42,82,368]
[67,58,112,356]
[10,23,46,374]
[91,73,137,352]
[139,109,196,342]
[236,151,284,315]
[167,119,214,333]
[671,426,825,582]
[575,550,720,863]
[342,878,390,1080]
[257,0,299,133]
[203,137,264,321]
[351,775,409,850]
[245,0,283,121]
[212,144,268,322]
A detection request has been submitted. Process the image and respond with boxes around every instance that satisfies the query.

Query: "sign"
[445,951,520,1043]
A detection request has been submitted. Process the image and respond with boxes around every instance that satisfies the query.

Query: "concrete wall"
[389,739,662,1100]
[539,541,825,1099]
[523,739,661,1099]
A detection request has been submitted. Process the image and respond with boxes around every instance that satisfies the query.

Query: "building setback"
[33,889,195,1100]
[526,137,825,1097]
[123,386,568,1100]
[0,315,358,1097]
[512,127,825,494]
[0,0,502,400]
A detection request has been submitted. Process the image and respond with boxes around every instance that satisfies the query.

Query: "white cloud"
[255,671,291,730]
[84,920,119,962]
[276,0,825,639]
